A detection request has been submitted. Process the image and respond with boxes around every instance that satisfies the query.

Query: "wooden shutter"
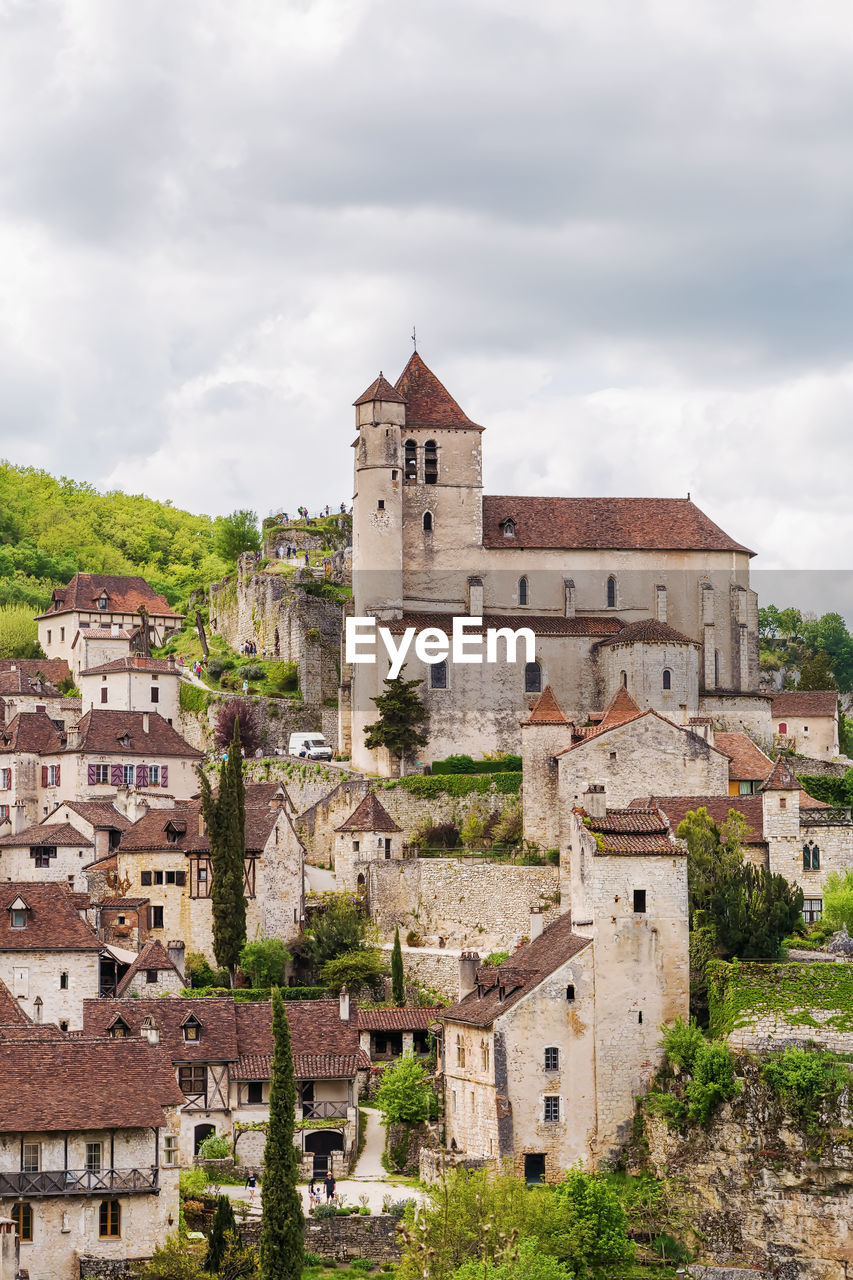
[141,871,152,886]
[137,764,149,787]
[88,765,97,785]
[55,765,60,786]
[41,766,48,787]
[175,870,186,887]
[161,765,168,788]
[111,764,123,787]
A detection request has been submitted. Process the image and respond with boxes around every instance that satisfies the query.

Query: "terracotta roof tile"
[357,1007,440,1031]
[71,709,202,759]
[632,795,766,845]
[335,792,400,834]
[0,658,71,684]
[596,618,699,648]
[115,939,183,996]
[354,373,406,406]
[83,997,239,1062]
[383,612,623,638]
[585,806,682,855]
[0,823,93,849]
[56,801,132,831]
[0,669,62,697]
[482,496,753,553]
[771,690,838,718]
[37,574,182,620]
[81,656,180,676]
[0,708,63,755]
[523,685,569,726]
[714,732,774,782]
[118,799,286,854]
[0,975,30,1026]
[761,758,799,792]
[0,882,102,951]
[394,352,483,431]
[234,1000,370,1078]
[596,687,643,732]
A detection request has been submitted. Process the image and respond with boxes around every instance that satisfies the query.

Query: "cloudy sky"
[1,0,852,600]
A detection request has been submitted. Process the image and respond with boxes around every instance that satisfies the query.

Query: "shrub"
[179,682,208,714]
[311,1202,338,1219]
[406,930,422,947]
[645,1091,688,1127]
[198,1132,233,1161]
[238,937,291,989]
[206,655,235,679]
[490,805,523,848]
[179,1166,208,1198]
[239,663,266,681]
[374,1052,433,1125]
[763,1048,848,1125]
[412,821,460,850]
[132,1235,206,1279]
[304,1252,324,1266]
[483,951,509,968]
[661,1017,706,1073]
[214,698,263,754]
[685,1041,738,1125]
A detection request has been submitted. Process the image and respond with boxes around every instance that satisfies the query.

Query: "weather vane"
[411,325,417,352]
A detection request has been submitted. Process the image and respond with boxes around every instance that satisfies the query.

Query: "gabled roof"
[771,690,838,719]
[442,913,591,1028]
[0,823,93,849]
[714,732,774,782]
[760,757,799,792]
[335,792,400,834]
[523,685,569,726]
[69,710,202,759]
[481,496,753,554]
[354,373,406,406]
[37,574,182,620]
[583,806,683,855]
[382,612,623,638]
[0,1036,183,1132]
[0,657,71,685]
[233,1000,370,1080]
[0,669,62,698]
[592,686,643,735]
[0,708,63,755]
[82,997,240,1062]
[0,882,102,951]
[0,975,31,1026]
[49,801,132,832]
[72,627,137,644]
[596,618,699,648]
[394,352,484,431]
[117,799,287,854]
[81,656,180,677]
[357,1007,441,1031]
[632,795,766,846]
[115,939,183,997]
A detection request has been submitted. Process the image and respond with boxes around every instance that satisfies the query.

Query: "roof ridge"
[523,685,570,726]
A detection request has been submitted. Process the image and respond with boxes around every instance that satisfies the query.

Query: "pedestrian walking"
[246,1171,258,1205]
[324,1172,336,1203]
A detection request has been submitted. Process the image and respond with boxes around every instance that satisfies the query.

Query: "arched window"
[501,518,516,538]
[424,440,438,485]
[606,576,617,608]
[430,660,447,690]
[803,842,820,871]
[518,576,528,606]
[525,661,542,694]
[662,669,672,690]
[423,511,433,533]
[99,1200,121,1238]
[404,439,417,484]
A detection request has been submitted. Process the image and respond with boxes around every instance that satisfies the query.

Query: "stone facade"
[0,949,100,1030]
[79,666,181,723]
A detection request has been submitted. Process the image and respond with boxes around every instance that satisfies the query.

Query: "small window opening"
[377,499,385,510]
[662,669,672,690]
[633,889,647,913]
[404,439,417,484]
[430,660,447,690]
[518,576,528,606]
[424,439,438,484]
[565,985,575,1002]
[423,511,433,532]
[607,576,616,608]
[525,661,542,694]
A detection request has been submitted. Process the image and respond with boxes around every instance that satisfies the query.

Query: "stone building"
[771,689,841,761]
[439,800,688,1180]
[0,665,78,728]
[0,881,104,1030]
[0,1023,182,1280]
[114,938,185,997]
[79,655,182,723]
[357,1006,438,1063]
[344,353,764,773]
[0,821,94,891]
[334,791,404,890]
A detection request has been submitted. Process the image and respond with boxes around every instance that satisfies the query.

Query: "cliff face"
[641,1060,853,1280]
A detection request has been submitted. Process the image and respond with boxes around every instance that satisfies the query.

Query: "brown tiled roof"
[354,373,406,406]
[82,997,239,1062]
[0,975,30,1026]
[0,823,93,849]
[71,710,202,759]
[117,799,282,854]
[232,1053,274,1081]
[633,795,766,846]
[37,574,182,620]
[394,352,483,431]
[0,669,62,697]
[73,626,137,642]
[482,496,753,553]
[585,807,682,855]
[116,939,183,996]
[0,657,71,684]
[56,801,132,831]
[0,882,102,951]
[235,1000,370,1079]
[442,914,591,1028]
[99,896,150,909]
[335,792,400,834]
[714,732,774,782]
[81,656,179,676]
[771,690,838,719]
[0,1035,183,1131]
[357,1007,440,1031]
[761,757,799,792]
[596,618,699,648]
[523,685,569,726]
[383,612,623,638]
[0,708,63,755]
[799,791,832,809]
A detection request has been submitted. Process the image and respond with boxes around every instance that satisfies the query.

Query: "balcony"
[301,1101,349,1120]
[0,1167,159,1197]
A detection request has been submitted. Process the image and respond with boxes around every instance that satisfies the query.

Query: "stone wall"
[238,1213,403,1263]
[177,692,338,755]
[385,944,464,1000]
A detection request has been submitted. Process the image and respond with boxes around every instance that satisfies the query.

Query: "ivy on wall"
[708,959,853,1039]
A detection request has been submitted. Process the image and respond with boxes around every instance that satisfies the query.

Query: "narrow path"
[350,1108,386,1181]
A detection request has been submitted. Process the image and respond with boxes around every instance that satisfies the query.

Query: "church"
[341,352,769,775]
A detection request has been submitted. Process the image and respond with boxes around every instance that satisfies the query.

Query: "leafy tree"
[299,894,372,971]
[363,667,428,774]
[239,937,291,989]
[391,925,405,1006]
[0,605,44,659]
[205,1194,238,1273]
[215,698,263,755]
[703,863,803,959]
[320,948,385,997]
[676,807,746,928]
[821,869,853,933]
[551,1167,635,1276]
[797,651,838,692]
[763,1047,848,1126]
[684,1041,738,1124]
[216,508,262,562]
[801,612,853,691]
[260,988,303,1280]
[758,604,780,639]
[777,607,803,642]
[199,717,247,984]
[374,1052,432,1125]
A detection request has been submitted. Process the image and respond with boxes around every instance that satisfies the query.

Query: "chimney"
[339,984,350,1022]
[584,784,606,820]
[458,951,480,1001]
[65,724,80,751]
[198,811,206,838]
[112,622,120,636]
[142,713,150,734]
[167,940,185,980]
[529,908,544,940]
[11,802,28,835]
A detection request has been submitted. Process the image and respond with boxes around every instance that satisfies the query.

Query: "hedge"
[797,774,852,806]
[432,754,522,775]
[386,773,522,799]
[181,986,326,1001]
[179,681,209,714]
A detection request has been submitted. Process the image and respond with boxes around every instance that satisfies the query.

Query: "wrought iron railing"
[0,1167,159,1197]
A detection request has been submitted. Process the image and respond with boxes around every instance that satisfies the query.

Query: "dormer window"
[109,1018,130,1039]
[98,595,108,610]
[9,896,29,929]
[182,1015,201,1043]
[501,518,516,539]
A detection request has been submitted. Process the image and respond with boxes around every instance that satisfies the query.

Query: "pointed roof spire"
[597,686,643,732]
[354,372,406,407]
[394,352,483,431]
[760,757,798,792]
[523,685,570,726]
[335,791,401,833]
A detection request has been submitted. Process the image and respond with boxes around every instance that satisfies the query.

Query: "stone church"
[342,352,768,774]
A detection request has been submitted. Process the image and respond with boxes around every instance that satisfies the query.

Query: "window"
[22,1142,40,1172]
[153,870,164,885]
[149,905,164,929]
[633,889,647,913]
[100,688,108,704]
[544,1047,559,1071]
[151,686,159,703]
[149,765,160,785]
[803,898,823,925]
[662,669,672,690]
[377,499,385,510]
[247,1081,264,1105]
[456,1034,466,1068]
[98,595,108,611]
[779,798,787,810]
[141,870,152,886]
[518,576,528,606]
[0,768,10,790]
[803,842,820,871]
[60,627,64,642]
[430,660,448,690]
[423,511,433,532]
[10,909,26,930]
[620,670,628,687]
[804,725,809,733]
[502,518,515,538]
[163,1135,178,1166]
[424,439,438,484]
[404,439,418,483]
[33,850,52,868]
[638,1011,643,1024]
[566,985,575,1002]
[86,1143,102,1175]
[99,1200,120,1238]
[481,1040,490,1072]
[524,1154,545,1184]
[58,1020,69,1032]
[47,630,51,645]
[146,969,159,984]
[179,1064,206,1094]
[544,1096,560,1123]
[182,1016,201,1043]
[123,765,135,785]
[110,1019,129,1038]
[607,576,617,608]
[739,781,754,795]
[59,971,68,990]
[94,764,109,784]
[778,721,788,735]
[524,661,542,694]
[12,1203,32,1243]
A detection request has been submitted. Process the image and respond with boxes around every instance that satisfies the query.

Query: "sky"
[1,0,852,605]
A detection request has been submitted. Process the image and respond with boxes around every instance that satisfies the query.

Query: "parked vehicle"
[288,732,333,761]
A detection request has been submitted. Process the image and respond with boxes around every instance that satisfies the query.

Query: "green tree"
[801,612,853,692]
[205,1194,238,1273]
[676,807,745,929]
[299,894,372,971]
[453,1238,574,1280]
[239,937,291,989]
[777,607,803,642]
[363,667,428,774]
[391,925,405,1006]
[821,869,853,933]
[260,988,303,1280]
[797,651,838,692]
[551,1167,635,1276]
[215,699,263,755]
[0,605,44,659]
[320,948,385,997]
[758,605,780,639]
[199,717,247,984]
[704,863,803,959]
[374,1052,432,1125]
[216,508,262,562]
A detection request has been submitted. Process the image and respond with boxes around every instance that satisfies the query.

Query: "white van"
[288,732,333,761]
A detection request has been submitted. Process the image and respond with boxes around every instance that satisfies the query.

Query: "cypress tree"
[199,717,247,985]
[260,988,304,1280]
[391,925,405,1006]
[363,667,428,775]
[205,1193,238,1273]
